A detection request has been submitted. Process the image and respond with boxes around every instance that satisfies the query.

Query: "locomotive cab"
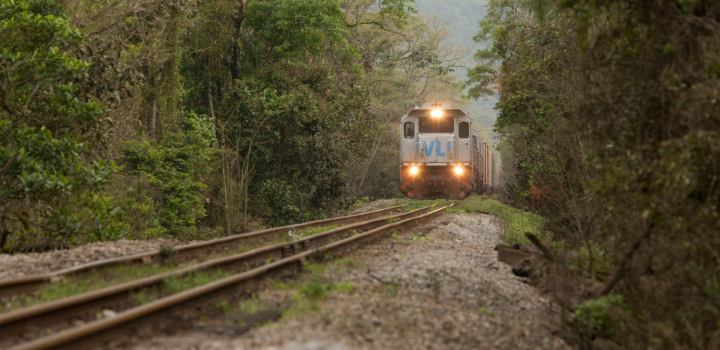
[400,103,483,199]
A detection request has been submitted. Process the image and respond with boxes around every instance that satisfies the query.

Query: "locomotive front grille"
[427,173,446,193]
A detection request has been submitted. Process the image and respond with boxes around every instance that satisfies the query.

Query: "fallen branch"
[595,224,653,297]
[525,232,555,262]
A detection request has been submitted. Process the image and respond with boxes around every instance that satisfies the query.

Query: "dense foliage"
[122,113,216,236]
[0,0,120,248]
[0,0,470,248]
[468,0,720,347]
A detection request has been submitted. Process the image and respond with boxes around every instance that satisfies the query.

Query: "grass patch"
[408,232,433,241]
[226,245,252,256]
[1,263,184,313]
[268,279,293,290]
[284,278,354,314]
[162,269,233,295]
[332,281,354,292]
[295,224,340,238]
[303,262,326,274]
[276,277,355,316]
[390,231,433,245]
[333,257,365,270]
[476,200,544,245]
[238,295,268,315]
[132,269,234,305]
[384,279,399,297]
[342,196,373,214]
[389,199,441,213]
[270,259,356,318]
[297,278,332,300]
[478,307,497,316]
[390,194,545,245]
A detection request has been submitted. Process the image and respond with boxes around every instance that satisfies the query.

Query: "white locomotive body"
[400,103,502,199]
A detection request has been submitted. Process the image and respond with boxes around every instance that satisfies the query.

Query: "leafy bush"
[0,0,121,249]
[122,113,216,236]
[258,180,302,227]
[220,75,360,224]
[572,294,629,341]
[44,193,130,242]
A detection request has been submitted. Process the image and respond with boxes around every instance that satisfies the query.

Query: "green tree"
[122,113,217,236]
[468,0,720,347]
[217,12,367,222]
[0,0,120,249]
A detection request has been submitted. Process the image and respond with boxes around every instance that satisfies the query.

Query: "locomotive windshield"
[418,116,453,133]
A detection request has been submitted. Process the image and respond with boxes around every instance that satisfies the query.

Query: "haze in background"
[414,0,498,143]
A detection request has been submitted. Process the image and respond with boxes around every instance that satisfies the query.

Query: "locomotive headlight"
[410,166,418,175]
[454,166,463,175]
[430,109,443,118]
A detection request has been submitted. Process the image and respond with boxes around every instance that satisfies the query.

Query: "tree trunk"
[0,210,8,253]
[357,129,383,192]
[208,91,215,118]
[229,0,249,82]
[150,99,156,137]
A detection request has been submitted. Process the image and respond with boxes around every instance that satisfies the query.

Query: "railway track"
[0,205,406,298]
[1,204,450,349]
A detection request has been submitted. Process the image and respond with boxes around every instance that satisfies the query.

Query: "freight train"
[399,103,503,200]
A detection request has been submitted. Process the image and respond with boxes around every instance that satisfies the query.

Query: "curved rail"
[0,205,406,296]
[0,205,438,348]
[6,205,449,350]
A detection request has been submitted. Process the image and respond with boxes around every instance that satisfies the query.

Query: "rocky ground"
[0,238,185,280]
[132,212,570,350]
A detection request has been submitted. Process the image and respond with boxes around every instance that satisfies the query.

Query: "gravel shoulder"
[132,212,570,350]
[0,238,185,280]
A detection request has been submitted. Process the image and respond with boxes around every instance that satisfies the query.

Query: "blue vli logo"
[422,141,452,156]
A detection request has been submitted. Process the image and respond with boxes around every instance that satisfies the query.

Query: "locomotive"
[399,103,502,200]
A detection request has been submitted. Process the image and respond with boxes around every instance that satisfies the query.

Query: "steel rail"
[0,205,433,348]
[0,205,406,296]
[7,205,449,350]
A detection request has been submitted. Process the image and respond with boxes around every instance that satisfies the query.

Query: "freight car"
[399,103,502,200]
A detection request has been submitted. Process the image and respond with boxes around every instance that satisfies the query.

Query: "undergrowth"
[342,196,372,214]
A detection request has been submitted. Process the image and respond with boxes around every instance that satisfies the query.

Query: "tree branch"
[344,19,410,41]
[595,224,653,297]
[0,153,17,177]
